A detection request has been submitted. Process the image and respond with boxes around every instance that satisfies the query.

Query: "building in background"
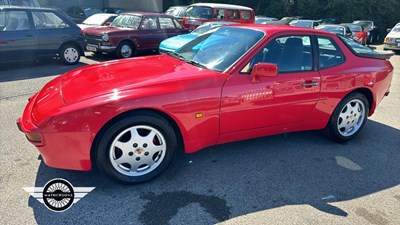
[36,0,163,12]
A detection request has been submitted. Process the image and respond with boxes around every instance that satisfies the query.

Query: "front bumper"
[17,94,92,171]
[86,43,116,53]
[383,43,400,51]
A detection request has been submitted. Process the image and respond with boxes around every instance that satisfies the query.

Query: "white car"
[383,23,400,52]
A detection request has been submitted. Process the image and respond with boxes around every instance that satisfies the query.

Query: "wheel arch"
[90,108,184,168]
[350,87,375,115]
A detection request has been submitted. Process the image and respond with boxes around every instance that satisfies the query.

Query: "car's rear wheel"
[59,44,80,65]
[96,113,177,184]
[115,42,136,59]
[326,92,369,142]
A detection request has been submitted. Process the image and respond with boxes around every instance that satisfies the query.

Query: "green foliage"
[164,0,400,31]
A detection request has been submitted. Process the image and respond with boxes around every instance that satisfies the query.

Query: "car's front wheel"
[59,44,80,65]
[326,92,369,142]
[96,113,177,184]
[115,42,136,59]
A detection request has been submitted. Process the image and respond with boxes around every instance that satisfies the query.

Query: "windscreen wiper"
[186,59,208,69]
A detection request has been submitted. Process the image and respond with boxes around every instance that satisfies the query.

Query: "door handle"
[301,81,318,87]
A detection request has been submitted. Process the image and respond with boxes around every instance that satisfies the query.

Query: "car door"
[137,16,162,50]
[0,9,37,61]
[31,10,72,57]
[220,35,321,133]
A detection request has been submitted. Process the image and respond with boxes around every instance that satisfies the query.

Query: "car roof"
[292,19,318,22]
[189,3,253,11]
[121,11,174,17]
[226,23,337,36]
[0,5,57,11]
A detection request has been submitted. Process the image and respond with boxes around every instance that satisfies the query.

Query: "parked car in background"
[352,20,380,44]
[340,23,368,45]
[261,16,299,25]
[102,7,128,14]
[0,6,86,64]
[84,12,189,58]
[255,16,278,24]
[164,5,187,23]
[316,24,355,40]
[383,22,400,53]
[182,3,254,29]
[18,25,394,184]
[0,0,39,6]
[159,21,237,53]
[65,6,103,24]
[78,13,117,30]
[289,19,320,28]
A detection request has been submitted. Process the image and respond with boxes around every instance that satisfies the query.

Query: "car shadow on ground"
[28,120,400,225]
[0,59,89,82]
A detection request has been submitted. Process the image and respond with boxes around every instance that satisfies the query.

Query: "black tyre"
[115,41,136,59]
[59,44,80,65]
[326,92,369,142]
[96,113,177,184]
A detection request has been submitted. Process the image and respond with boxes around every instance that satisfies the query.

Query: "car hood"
[60,54,219,104]
[159,33,199,51]
[84,26,135,35]
[386,31,400,39]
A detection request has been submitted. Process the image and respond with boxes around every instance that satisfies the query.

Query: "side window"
[241,35,313,73]
[159,17,175,29]
[32,11,70,30]
[173,19,183,29]
[1,10,30,31]
[214,9,225,20]
[140,16,158,29]
[227,10,239,19]
[240,10,252,20]
[318,37,345,69]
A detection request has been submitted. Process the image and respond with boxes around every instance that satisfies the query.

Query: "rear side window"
[32,11,70,29]
[240,10,252,20]
[318,37,345,69]
[226,9,239,19]
[0,10,30,31]
[173,19,183,29]
[159,17,175,29]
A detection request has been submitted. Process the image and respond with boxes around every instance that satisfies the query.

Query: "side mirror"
[250,63,278,83]
[386,28,392,33]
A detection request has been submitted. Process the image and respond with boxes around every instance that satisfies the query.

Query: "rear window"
[339,36,390,59]
[240,10,252,20]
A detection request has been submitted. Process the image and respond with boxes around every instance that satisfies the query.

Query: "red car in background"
[84,12,189,58]
[341,23,368,45]
[182,3,255,29]
[18,25,393,184]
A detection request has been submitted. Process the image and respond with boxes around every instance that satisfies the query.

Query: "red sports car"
[18,25,394,184]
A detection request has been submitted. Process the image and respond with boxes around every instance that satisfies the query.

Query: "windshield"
[84,8,103,17]
[186,6,213,19]
[174,27,264,72]
[165,7,186,17]
[83,14,112,25]
[392,23,400,32]
[112,15,141,28]
[353,21,373,30]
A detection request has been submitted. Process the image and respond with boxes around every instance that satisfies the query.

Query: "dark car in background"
[84,12,189,58]
[164,5,187,23]
[0,6,86,65]
[340,23,368,45]
[65,6,103,24]
[102,7,128,14]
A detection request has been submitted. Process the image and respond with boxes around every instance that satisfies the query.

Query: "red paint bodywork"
[18,25,393,171]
